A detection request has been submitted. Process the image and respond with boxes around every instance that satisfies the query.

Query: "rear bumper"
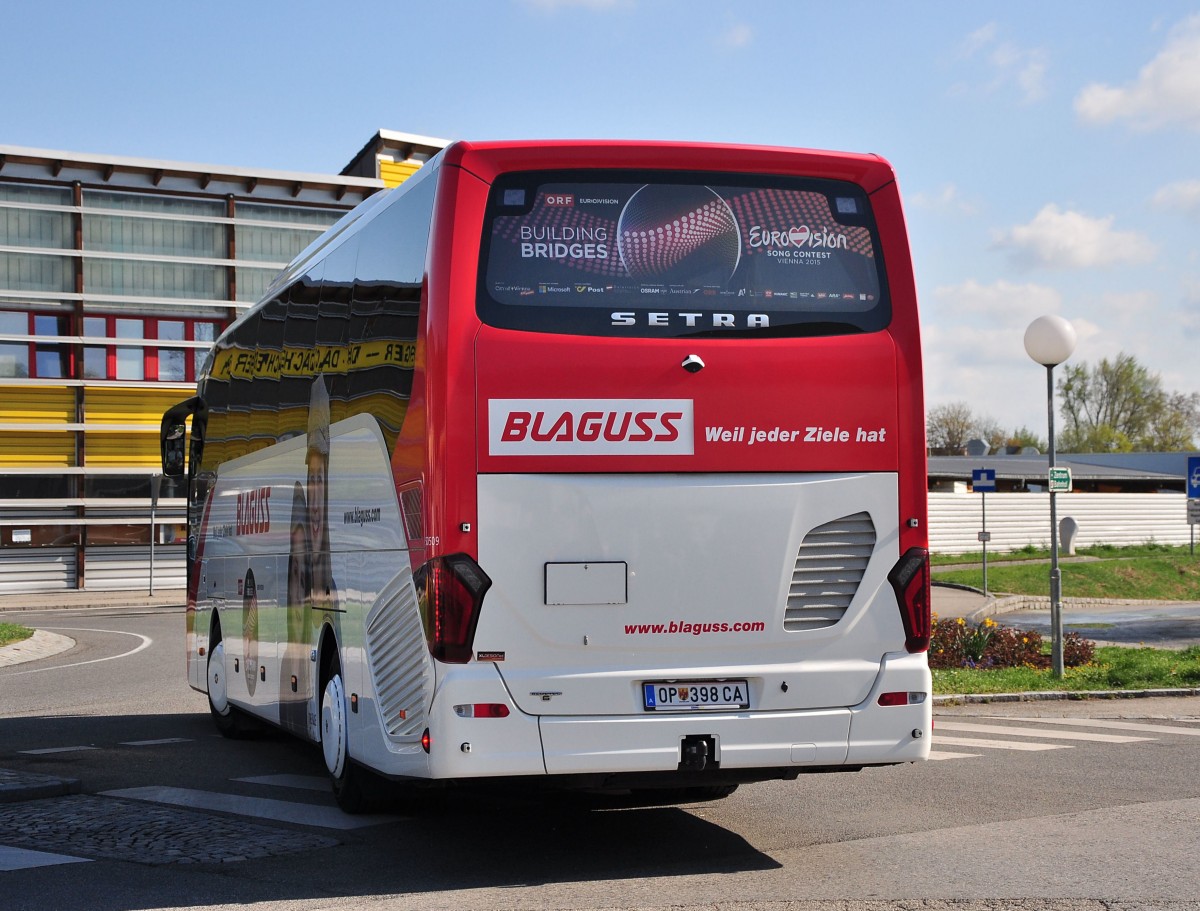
[422,652,930,780]
[539,706,851,775]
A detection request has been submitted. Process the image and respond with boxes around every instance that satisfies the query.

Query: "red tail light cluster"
[415,553,492,663]
[887,547,931,653]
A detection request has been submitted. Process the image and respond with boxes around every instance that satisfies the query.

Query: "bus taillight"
[887,547,931,654]
[416,553,493,664]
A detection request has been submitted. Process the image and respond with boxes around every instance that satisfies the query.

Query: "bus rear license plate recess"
[545,561,627,605]
[642,680,750,712]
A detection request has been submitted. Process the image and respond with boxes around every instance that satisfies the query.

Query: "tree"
[926,402,975,455]
[1004,426,1047,454]
[926,403,1047,455]
[1057,353,1199,451]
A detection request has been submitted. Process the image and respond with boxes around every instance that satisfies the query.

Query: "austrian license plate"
[642,680,750,712]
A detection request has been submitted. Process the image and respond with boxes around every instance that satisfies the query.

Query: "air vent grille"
[784,511,876,632]
[365,568,430,738]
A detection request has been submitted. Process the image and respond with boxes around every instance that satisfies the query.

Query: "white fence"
[0,495,1192,593]
[929,491,1193,554]
[0,545,185,594]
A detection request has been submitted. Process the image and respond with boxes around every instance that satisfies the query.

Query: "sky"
[3,0,1199,435]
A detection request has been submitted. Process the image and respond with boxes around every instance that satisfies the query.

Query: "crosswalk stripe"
[927,750,980,760]
[933,735,1070,751]
[1006,717,1200,737]
[235,774,329,792]
[120,738,193,747]
[935,721,1153,743]
[100,786,400,831]
[0,845,91,871]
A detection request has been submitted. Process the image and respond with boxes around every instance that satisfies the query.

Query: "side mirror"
[162,423,187,476]
[161,397,202,478]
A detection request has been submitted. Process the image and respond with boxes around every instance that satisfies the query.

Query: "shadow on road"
[1,711,780,910]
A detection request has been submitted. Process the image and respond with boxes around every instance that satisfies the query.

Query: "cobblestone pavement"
[0,793,337,865]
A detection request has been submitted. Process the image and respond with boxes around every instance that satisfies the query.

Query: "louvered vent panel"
[784,512,876,631]
[365,570,430,738]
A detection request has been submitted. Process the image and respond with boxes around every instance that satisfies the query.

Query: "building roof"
[0,143,382,206]
[928,453,1186,487]
[340,130,451,180]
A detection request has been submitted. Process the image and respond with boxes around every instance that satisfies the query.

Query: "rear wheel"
[320,654,371,813]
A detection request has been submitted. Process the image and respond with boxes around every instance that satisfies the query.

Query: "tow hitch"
[680,734,717,772]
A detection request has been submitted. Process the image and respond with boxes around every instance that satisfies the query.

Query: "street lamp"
[1023,315,1076,677]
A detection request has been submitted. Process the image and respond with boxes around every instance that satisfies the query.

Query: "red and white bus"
[162,140,931,811]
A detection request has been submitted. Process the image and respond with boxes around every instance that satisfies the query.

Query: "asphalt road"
[2,605,1199,911]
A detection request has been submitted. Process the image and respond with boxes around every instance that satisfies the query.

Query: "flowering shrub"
[929,615,1094,670]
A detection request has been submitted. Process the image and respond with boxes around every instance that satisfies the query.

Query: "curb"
[0,630,76,668]
[934,687,1200,705]
[0,594,186,614]
[0,769,81,804]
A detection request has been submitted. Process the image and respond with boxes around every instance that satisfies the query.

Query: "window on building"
[0,309,73,379]
[0,309,30,378]
[33,313,70,378]
[80,313,221,383]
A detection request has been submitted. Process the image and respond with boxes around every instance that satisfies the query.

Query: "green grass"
[932,541,1194,566]
[0,623,34,648]
[934,645,1200,695]
[935,553,1200,601]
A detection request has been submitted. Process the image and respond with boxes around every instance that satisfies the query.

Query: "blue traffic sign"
[972,468,996,492]
[1188,456,1200,499]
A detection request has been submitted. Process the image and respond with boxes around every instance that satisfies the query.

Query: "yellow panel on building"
[379,159,423,188]
[84,431,161,467]
[5,386,76,424]
[0,431,76,466]
[86,387,186,425]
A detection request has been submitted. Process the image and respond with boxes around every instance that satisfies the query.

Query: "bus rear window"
[478,171,889,338]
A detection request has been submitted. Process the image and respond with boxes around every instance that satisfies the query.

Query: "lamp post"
[1023,315,1076,678]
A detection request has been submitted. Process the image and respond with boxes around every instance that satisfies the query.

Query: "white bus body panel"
[193,414,435,765]
[462,472,931,775]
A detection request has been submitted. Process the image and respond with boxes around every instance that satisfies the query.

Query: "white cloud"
[933,279,1063,324]
[720,23,753,50]
[1075,14,1200,130]
[995,205,1156,270]
[908,184,977,216]
[955,23,1048,104]
[990,43,1049,103]
[1182,280,1200,338]
[1151,179,1200,215]
[519,0,631,11]
[958,22,999,59]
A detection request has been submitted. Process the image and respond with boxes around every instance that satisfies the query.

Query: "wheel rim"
[321,673,347,778]
[208,641,230,716]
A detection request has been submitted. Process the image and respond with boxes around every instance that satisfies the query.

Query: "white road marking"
[7,628,152,676]
[933,735,1070,752]
[235,774,329,792]
[0,845,91,871]
[101,786,399,830]
[1006,717,1200,737]
[927,750,980,760]
[19,745,98,755]
[120,738,193,746]
[936,721,1153,743]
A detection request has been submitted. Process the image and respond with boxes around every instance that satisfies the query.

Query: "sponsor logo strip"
[489,398,694,456]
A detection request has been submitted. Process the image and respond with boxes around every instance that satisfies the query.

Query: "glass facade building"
[0,133,445,591]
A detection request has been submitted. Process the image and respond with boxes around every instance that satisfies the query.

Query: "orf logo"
[489,399,694,456]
